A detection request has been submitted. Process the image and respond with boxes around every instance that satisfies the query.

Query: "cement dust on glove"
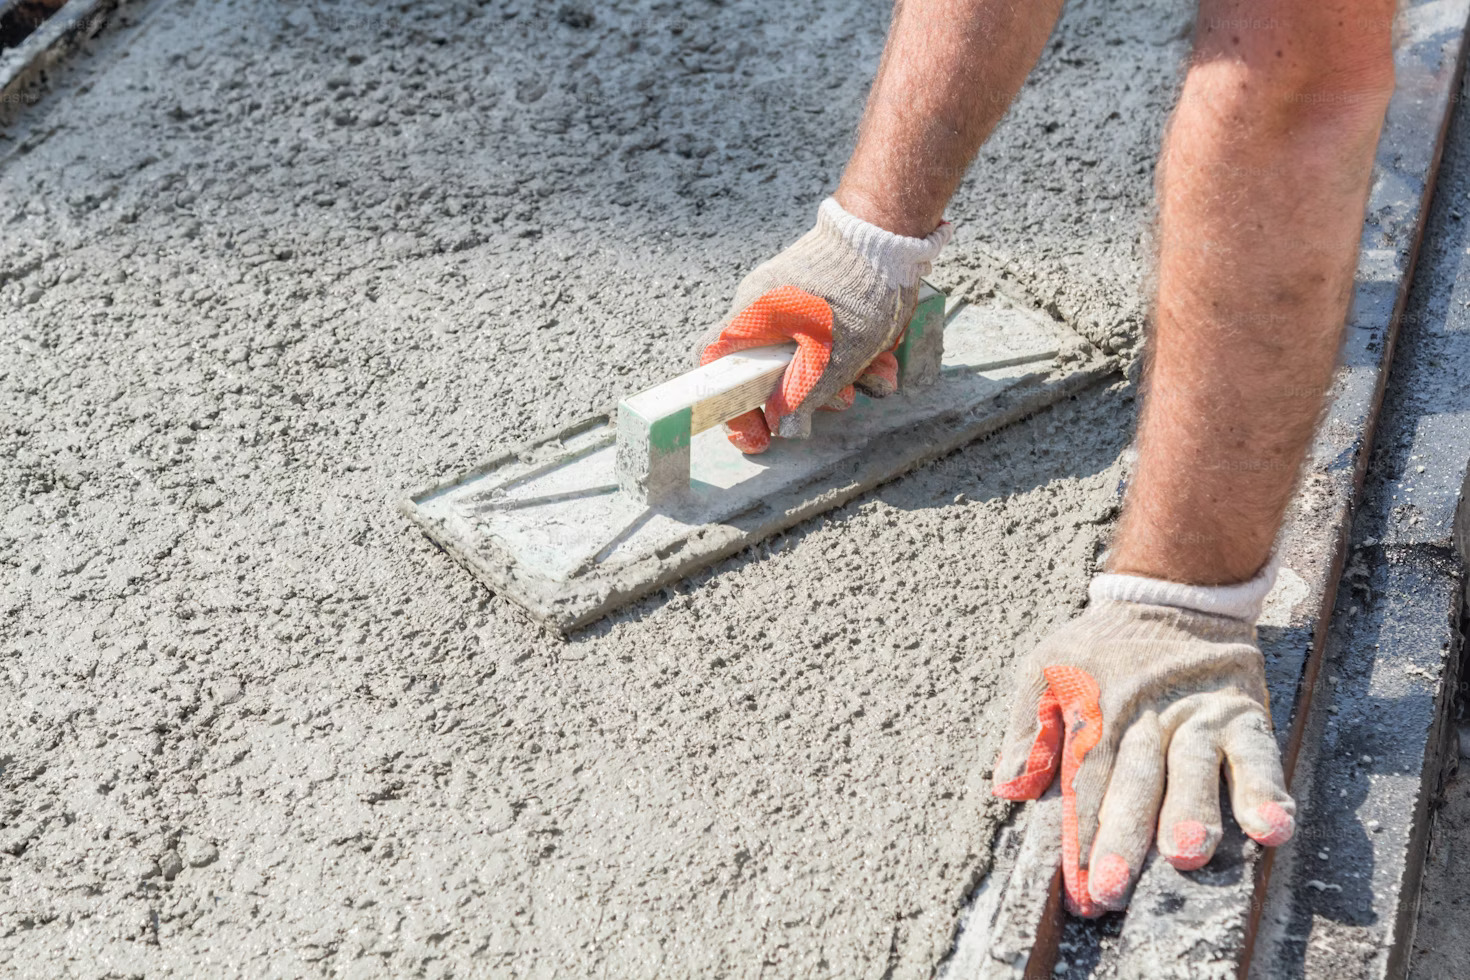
[992,568,1295,918]
[697,197,951,453]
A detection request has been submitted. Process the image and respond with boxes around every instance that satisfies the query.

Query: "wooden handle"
[615,282,946,508]
[621,345,795,436]
[620,281,946,437]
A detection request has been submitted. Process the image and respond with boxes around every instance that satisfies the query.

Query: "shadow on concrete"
[575,382,1134,644]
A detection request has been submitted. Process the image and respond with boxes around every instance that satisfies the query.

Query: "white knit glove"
[992,568,1296,917]
[697,198,952,453]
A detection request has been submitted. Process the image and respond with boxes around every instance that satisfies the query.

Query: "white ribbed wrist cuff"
[1089,562,1278,623]
[818,197,953,289]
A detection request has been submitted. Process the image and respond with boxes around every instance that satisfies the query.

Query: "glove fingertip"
[1087,853,1134,910]
[992,772,1053,801]
[1243,799,1296,848]
[1065,886,1107,919]
[770,405,814,441]
[725,410,771,454]
[1161,820,1217,871]
[991,736,1061,800]
[855,351,900,399]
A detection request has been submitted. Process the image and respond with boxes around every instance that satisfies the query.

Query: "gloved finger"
[699,285,836,452]
[701,284,834,362]
[747,287,842,439]
[1044,665,1107,918]
[1157,708,1226,871]
[724,409,771,454]
[799,334,899,423]
[816,385,856,413]
[768,325,881,440]
[1087,711,1165,911]
[992,666,1061,800]
[854,349,900,399]
[1222,710,1296,847]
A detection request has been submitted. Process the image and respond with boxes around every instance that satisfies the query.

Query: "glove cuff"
[1089,561,1278,624]
[818,197,953,289]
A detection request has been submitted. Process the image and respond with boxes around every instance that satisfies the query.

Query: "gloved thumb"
[993,667,1062,800]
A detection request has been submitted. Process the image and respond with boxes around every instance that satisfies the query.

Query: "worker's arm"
[993,0,1395,916]
[698,0,1065,453]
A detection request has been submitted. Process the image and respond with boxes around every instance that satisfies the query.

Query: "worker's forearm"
[835,0,1065,237]
[1110,4,1395,585]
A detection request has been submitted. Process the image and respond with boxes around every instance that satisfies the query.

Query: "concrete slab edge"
[1107,3,1470,974]
[940,1,1470,975]
[1251,19,1470,968]
[1253,548,1463,979]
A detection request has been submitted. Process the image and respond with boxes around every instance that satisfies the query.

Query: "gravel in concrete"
[0,0,1192,974]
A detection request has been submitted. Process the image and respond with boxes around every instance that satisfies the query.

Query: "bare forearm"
[1111,3,1394,584]
[836,0,1065,237]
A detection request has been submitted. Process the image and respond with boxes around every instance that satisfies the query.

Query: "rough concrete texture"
[1390,49,1470,980]
[1413,734,1470,980]
[1251,44,1470,979]
[0,0,1191,974]
[1257,551,1462,979]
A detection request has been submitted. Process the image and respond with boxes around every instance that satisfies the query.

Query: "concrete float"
[401,285,1114,633]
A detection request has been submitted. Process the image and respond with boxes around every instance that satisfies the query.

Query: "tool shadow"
[574,381,1135,644]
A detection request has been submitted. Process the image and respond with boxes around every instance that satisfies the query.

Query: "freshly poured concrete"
[0,0,1191,975]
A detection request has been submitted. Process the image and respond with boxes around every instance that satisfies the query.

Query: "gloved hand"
[697,197,951,453]
[991,569,1296,918]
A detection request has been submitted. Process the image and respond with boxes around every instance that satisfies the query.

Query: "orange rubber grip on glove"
[700,285,898,454]
[993,666,1110,918]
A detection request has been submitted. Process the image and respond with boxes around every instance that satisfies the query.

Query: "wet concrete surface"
[0,0,1200,975]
